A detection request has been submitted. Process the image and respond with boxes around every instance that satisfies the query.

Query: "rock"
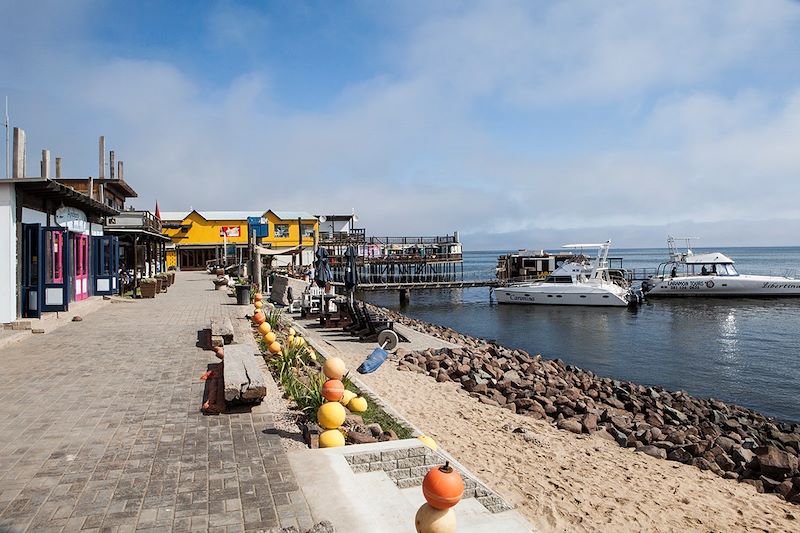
[691,457,713,471]
[557,418,583,434]
[755,445,799,478]
[365,423,383,437]
[71,316,83,322]
[347,431,378,444]
[306,520,336,533]
[378,430,398,442]
[344,415,364,426]
[715,452,736,472]
[667,447,693,463]
[636,445,667,460]
[715,435,737,454]
[733,446,755,465]
[581,413,599,433]
[742,479,765,493]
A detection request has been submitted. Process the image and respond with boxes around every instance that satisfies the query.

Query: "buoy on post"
[415,461,463,533]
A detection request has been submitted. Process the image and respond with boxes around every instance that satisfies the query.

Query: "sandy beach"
[292,319,799,533]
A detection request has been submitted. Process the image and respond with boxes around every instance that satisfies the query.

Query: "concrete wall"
[0,184,17,323]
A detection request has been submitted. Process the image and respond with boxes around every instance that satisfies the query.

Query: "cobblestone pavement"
[0,272,313,533]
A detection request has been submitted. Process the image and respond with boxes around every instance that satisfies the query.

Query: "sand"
[293,319,799,533]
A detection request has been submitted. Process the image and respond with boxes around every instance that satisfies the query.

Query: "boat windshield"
[691,263,738,276]
[544,275,573,283]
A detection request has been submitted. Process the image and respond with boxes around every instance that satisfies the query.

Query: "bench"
[222,344,267,402]
[209,316,234,347]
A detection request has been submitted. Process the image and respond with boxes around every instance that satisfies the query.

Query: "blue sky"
[3,0,800,249]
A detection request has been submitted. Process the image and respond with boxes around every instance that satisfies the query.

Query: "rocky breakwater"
[396,344,800,504]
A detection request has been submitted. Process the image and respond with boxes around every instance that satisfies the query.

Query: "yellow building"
[160,209,318,270]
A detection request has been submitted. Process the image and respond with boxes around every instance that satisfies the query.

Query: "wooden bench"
[206,316,234,347]
[222,344,267,402]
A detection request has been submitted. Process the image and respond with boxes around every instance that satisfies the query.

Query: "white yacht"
[642,237,800,297]
[495,241,641,307]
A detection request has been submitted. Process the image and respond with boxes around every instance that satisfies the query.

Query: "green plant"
[265,308,284,329]
[343,383,413,439]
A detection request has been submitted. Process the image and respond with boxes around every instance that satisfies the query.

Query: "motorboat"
[494,241,642,307]
[642,237,800,297]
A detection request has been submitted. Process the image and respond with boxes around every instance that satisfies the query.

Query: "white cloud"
[2,1,800,249]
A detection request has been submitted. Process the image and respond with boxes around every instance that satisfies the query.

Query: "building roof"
[0,178,118,216]
[54,177,138,198]
[159,210,263,221]
[269,210,316,221]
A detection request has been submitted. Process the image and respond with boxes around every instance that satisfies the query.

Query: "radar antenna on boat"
[668,236,698,260]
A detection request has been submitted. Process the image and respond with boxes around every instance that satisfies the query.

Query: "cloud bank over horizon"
[2,0,800,250]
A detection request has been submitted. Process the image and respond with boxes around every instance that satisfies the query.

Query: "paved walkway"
[0,272,312,533]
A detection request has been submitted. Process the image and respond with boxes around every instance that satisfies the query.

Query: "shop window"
[274,224,289,238]
[301,224,315,238]
[45,232,63,283]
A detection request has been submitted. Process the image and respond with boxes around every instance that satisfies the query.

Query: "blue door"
[41,227,70,312]
[21,224,42,318]
[92,235,119,295]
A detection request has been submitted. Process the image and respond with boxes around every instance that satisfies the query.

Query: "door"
[42,227,69,312]
[92,235,119,295]
[74,234,89,300]
[21,224,42,318]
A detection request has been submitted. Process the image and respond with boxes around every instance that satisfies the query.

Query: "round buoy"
[268,341,282,354]
[422,462,464,510]
[415,503,456,533]
[319,429,345,448]
[257,322,272,336]
[317,401,346,429]
[323,357,347,380]
[322,380,345,402]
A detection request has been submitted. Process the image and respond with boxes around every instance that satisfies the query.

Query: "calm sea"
[361,247,800,423]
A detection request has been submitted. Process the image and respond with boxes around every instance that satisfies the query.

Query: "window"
[274,224,289,238]
[301,224,315,238]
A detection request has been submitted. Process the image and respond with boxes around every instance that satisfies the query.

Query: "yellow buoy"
[287,335,295,347]
[339,389,357,406]
[319,429,345,448]
[323,357,347,380]
[288,327,296,336]
[263,331,277,344]
[415,503,456,533]
[317,401,346,429]
[268,341,282,354]
[254,301,263,309]
[417,435,438,451]
[257,322,272,336]
[348,396,368,413]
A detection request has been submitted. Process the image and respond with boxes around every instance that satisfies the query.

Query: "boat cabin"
[663,252,739,277]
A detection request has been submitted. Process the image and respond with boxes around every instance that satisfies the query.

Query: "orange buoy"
[321,379,345,402]
[258,322,272,335]
[422,462,464,510]
[268,341,282,354]
[252,311,265,325]
[323,357,347,380]
[254,293,263,301]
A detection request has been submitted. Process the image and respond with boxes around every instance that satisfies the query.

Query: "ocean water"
[361,247,800,423]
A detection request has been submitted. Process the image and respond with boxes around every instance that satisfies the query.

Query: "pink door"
[75,234,89,300]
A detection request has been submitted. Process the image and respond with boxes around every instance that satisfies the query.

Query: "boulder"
[557,418,583,434]
[755,445,799,478]
[636,445,667,460]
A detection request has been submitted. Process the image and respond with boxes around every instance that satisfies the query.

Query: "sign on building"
[219,226,241,237]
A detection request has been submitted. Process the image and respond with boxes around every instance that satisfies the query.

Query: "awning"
[256,245,301,255]
[1,178,118,216]
[104,227,171,241]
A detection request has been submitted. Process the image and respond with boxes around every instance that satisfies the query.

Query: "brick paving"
[0,272,313,533]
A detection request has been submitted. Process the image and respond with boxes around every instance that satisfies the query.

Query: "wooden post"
[297,217,303,268]
[40,149,50,178]
[55,157,62,177]
[399,288,410,306]
[133,234,139,295]
[109,150,115,179]
[98,136,105,179]
[12,127,25,178]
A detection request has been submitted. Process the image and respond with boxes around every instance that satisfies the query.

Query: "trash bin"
[235,284,251,305]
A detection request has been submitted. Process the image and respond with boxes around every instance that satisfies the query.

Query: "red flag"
[154,200,161,219]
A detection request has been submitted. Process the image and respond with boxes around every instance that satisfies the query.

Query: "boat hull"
[645,274,800,297]
[495,285,631,306]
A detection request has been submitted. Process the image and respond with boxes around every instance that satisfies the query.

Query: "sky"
[2,0,800,250]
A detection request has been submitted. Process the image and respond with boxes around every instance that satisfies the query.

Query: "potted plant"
[156,272,169,291]
[140,278,158,298]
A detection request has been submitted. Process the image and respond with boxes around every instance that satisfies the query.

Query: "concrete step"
[288,439,534,533]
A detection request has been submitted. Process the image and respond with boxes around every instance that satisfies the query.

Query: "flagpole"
[4,96,9,179]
